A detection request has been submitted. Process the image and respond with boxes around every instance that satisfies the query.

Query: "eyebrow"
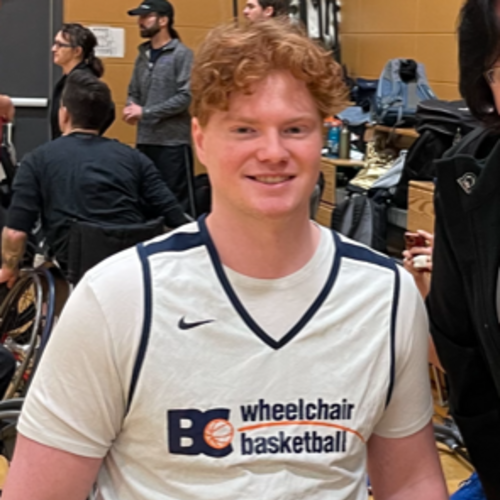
[226,114,317,124]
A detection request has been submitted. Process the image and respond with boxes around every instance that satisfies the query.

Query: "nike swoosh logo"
[178,317,215,330]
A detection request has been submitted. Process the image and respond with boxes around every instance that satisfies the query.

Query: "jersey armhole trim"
[386,265,400,407]
[333,233,398,407]
[126,243,153,414]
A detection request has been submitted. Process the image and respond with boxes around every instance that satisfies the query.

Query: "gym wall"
[341,0,462,100]
[63,0,237,147]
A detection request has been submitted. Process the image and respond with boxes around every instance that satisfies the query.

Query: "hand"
[402,230,434,299]
[402,230,434,274]
[0,268,19,289]
[122,103,143,125]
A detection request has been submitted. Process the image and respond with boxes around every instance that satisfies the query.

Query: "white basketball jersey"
[96,217,403,500]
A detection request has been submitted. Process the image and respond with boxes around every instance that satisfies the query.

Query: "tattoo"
[2,229,27,273]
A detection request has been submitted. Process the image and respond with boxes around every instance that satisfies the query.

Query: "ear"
[191,117,207,167]
[263,6,274,17]
[58,105,71,134]
[159,15,168,28]
[73,45,83,60]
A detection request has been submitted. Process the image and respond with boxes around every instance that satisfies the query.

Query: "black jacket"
[50,62,115,139]
[427,128,500,498]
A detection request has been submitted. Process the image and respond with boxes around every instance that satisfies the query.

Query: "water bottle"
[327,120,341,157]
[339,122,350,160]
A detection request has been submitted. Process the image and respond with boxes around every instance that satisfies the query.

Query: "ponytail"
[87,51,104,78]
[168,26,180,40]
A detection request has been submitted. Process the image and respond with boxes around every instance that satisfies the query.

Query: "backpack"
[393,99,479,209]
[332,152,407,252]
[375,59,436,127]
[331,189,392,252]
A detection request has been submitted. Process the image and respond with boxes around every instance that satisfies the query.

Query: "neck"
[150,30,171,49]
[63,127,99,136]
[206,208,320,279]
[62,59,83,75]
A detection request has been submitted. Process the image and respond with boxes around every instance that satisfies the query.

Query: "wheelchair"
[0,216,166,395]
[0,265,67,463]
[0,217,166,465]
[0,264,68,400]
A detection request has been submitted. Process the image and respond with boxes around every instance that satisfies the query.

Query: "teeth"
[253,176,289,184]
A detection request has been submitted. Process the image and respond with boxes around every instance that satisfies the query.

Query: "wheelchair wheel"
[0,274,43,400]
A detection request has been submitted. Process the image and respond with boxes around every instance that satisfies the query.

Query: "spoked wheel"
[0,274,44,400]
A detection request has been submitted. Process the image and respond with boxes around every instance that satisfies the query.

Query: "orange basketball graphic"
[203,419,234,449]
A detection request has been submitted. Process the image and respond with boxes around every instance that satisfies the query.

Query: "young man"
[243,0,289,21]
[124,0,193,209]
[0,71,187,285]
[3,21,447,500]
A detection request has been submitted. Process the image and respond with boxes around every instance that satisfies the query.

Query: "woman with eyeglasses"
[427,1,500,498]
[50,23,115,139]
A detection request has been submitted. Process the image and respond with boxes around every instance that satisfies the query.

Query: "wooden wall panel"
[342,0,462,100]
[356,35,417,78]
[416,0,462,33]
[65,0,138,24]
[415,34,459,83]
[357,0,418,34]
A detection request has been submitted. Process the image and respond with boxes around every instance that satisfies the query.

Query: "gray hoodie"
[128,38,193,146]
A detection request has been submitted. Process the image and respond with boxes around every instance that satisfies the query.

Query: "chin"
[248,201,306,220]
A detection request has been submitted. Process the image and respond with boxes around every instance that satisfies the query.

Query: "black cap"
[128,0,174,17]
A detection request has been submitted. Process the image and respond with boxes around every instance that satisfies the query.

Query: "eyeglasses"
[53,41,73,49]
[484,66,500,85]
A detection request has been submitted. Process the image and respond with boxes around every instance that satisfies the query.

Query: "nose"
[256,130,290,164]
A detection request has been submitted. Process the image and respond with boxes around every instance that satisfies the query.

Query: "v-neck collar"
[198,216,341,350]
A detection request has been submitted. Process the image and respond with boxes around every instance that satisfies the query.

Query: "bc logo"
[168,409,234,458]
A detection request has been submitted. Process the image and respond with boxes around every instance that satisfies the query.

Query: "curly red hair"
[191,20,347,126]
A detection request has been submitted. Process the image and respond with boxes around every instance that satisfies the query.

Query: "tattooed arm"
[0,227,27,287]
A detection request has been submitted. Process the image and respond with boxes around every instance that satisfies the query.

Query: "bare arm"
[2,434,102,500]
[367,421,448,500]
[0,227,27,286]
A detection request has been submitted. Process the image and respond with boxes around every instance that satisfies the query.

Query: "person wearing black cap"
[123,0,193,211]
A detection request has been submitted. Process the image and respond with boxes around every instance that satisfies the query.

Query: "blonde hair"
[191,20,347,126]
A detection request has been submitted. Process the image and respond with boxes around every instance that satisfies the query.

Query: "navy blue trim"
[199,217,341,350]
[386,266,400,407]
[334,235,395,270]
[143,231,204,256]
[126,243,154,414]
[333,233,399,407]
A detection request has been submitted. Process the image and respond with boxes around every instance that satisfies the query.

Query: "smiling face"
[192,71,323,224]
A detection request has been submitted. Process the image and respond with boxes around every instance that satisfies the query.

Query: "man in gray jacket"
[124,0,193,209]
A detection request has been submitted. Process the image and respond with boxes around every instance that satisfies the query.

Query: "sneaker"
[451,472,486,500]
